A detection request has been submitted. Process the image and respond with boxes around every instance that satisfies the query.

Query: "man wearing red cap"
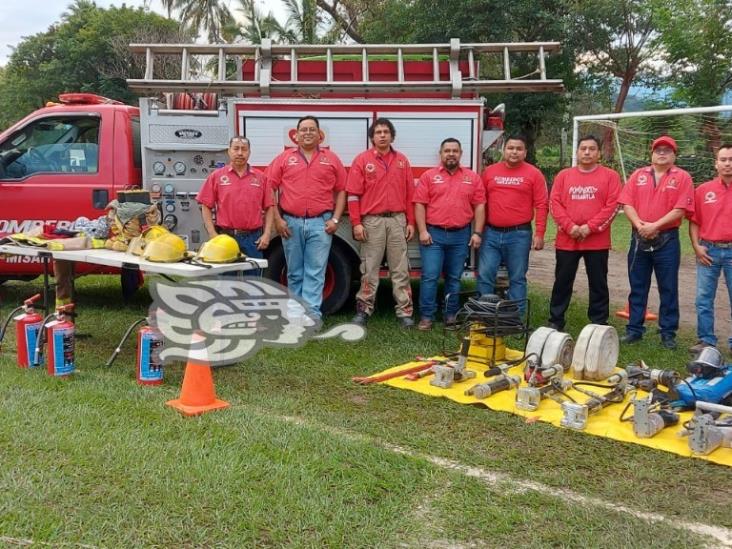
[548,135,621,330]
[618,135,694,349]
[689,143,732,354]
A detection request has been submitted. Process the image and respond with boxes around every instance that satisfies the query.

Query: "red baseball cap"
[651,135,678,153]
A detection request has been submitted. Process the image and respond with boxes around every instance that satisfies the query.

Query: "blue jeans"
[478,227,532,311]
[696,242,732,347]
[282,213,332,319]
[419,225,470,321]
[626,229,680,338]
[233,229,263,276]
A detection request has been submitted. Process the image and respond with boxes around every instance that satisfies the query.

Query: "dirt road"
[528,245,732,339]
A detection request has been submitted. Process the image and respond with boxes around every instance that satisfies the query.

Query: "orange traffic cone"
[615,303,658,321]
[166,357,230,417]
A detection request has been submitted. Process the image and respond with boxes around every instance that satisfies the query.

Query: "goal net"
[573,106,732,183]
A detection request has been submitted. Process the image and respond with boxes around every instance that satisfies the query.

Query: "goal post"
[572,105,732,182]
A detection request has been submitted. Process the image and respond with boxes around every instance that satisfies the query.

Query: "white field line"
[274,413,732,548]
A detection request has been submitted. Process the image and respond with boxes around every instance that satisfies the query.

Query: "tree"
[0,1,184,129]
[161,0,233,42]
[570,0,659,115]
[224,0,288,44]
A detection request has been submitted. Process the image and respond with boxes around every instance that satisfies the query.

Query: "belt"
[487,222,532,232]
[428,224,469,232]
[704,240,732,248]
[282,210,328,219]
[218,227,261,236]
[367,211,402,218]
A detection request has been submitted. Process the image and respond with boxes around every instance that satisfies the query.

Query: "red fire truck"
[0,39,562,313]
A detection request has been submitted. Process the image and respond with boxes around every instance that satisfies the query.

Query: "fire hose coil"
[526,327,574,370]
[572,324,619,380]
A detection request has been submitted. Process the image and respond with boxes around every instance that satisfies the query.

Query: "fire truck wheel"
[265,241,353,315]
[0,275,37,284]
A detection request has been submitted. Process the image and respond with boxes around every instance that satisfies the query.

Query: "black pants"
[549,249,609,329]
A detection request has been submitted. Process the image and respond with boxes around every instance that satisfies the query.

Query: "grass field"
[1,266,731,548]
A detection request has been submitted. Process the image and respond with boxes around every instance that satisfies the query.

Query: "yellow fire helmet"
[142,233,187,263]
[194,234,245,263]
[128,225,170,256]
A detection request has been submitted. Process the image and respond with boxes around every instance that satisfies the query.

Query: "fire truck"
[0,39,562,313]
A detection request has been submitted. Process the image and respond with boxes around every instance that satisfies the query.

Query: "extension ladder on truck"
[127,38,563,98]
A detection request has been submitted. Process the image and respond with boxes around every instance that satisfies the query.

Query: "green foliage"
[0,1,182,130]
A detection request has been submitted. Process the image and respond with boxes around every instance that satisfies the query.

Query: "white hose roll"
[541,331,574,370]
[583,325,619,380]
[526,327,555,364]
[571,324,598,380]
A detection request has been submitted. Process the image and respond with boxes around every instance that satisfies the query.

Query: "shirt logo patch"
[494,176,523,186]
[319,157,330,165]
[637,175,648,186]
[462,176,473,185]
[398,160,404,168]
[220,175,231,185]
[287,156,299,165]
[569,185,598,200]
[704,191,717,204]
[365,163,376,173]
[667,178,678,189]
[250,177,261,187]
[432,174,444,184]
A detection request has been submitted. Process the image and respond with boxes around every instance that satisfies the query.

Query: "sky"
[0,0,287,66]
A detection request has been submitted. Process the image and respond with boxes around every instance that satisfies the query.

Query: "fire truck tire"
[0,275,38,284]
[264,242,353,315]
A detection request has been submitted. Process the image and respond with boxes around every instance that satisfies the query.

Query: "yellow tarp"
[378,351,732,467]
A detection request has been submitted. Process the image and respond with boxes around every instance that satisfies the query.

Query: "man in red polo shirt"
[197,136,274,260]
[268,116,347,319]
[548,135,621,330]
[618,135,694,349]
[413,138,485,330]
[347,118,415,328]
[689,143,732,354]
[479,135,548,313]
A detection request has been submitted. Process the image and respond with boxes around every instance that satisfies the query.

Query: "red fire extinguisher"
[0,293,43,368]
[35,304,76,377]
[106,317,164,385]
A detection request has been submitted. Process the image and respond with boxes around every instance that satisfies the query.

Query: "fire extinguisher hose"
[105,317,147,367]
[0,306,24,348]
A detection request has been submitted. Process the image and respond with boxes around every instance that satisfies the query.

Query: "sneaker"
[417,319,433,331]
[688,341,713,356]
[621,333,642,344]
[399,316,415,329]
[351,311,369,326]
[661,335,677,350]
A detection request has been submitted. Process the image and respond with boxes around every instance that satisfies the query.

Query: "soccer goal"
[572,105,732,183]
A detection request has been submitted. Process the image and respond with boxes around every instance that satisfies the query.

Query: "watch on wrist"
[332,217,340,224]
[473,231,482,237]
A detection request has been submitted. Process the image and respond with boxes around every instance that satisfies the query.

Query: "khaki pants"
[356,213,413,317]
[53,260,74,307]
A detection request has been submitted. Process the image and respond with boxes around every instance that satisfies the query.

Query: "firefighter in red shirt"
[618,135,694,349]
[197,136,274,259]
[689,143,732,354]
[347,118,415,328]
[479,135,548,313]
[548,135,621,330]
[268,116,347,320]
[413,138,485,330]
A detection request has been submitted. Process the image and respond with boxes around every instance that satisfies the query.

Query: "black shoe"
[399,316,415,329]
[621,333,642,344]
[351,312,369,326]
[661,335,677,350]
[547,321,562,331]
[444,316,459,331]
